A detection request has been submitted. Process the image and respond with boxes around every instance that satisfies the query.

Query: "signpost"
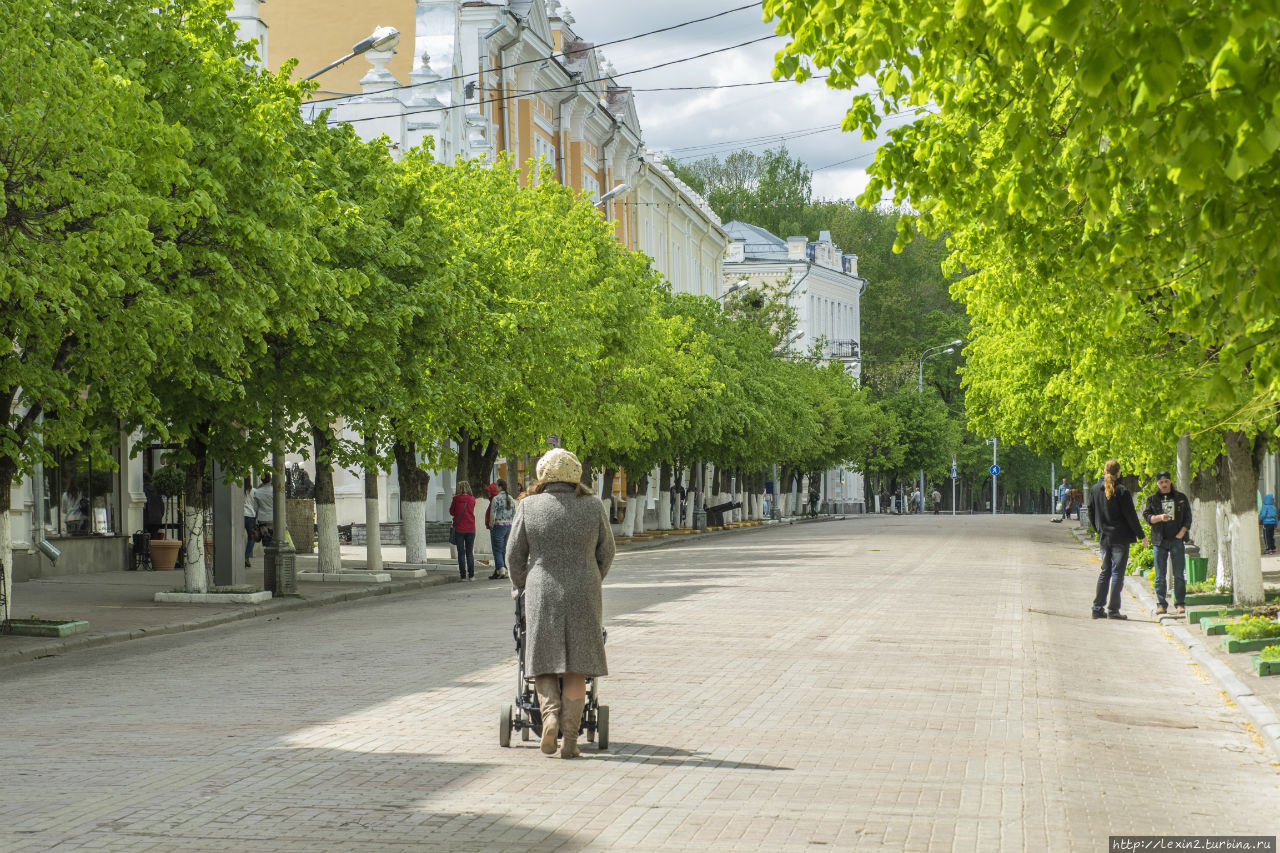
[951,455,957,516]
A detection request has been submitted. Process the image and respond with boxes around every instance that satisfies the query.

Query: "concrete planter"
[1188,607,1245,625]
[4,619,89,637]
[286,498,315,554]
[1250,655,1280,677]
[296,570,391,583]
[1185,592,1234,606]
[155,590,272,604]
[1200,619,1234,636]
[1221,636,1280,654]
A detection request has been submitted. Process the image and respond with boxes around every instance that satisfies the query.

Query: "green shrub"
[1186,580,1221,595]
[1225,615,1280,641]
[1260,646,1280,661]
[1128,540,1154,573]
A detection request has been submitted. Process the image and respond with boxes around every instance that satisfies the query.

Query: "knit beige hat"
[536,448,582,485]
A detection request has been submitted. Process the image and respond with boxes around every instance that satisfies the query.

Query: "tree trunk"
[455,429,498,493]
[364,438,382,573]
[657,463,672,531]
[1211,454,1233,591]
[0,458,15,624]
[393,438,431,564]
[1189,461,1218,575]
[683,466,696,527]
[312,424,342,574]
[1225,431,1265,605]
[602,467,618,522]
[182,434,209,594]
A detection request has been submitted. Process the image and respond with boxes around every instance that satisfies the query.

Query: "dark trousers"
[490,524,510,571]
[456,531,475,578]
[244,516,256,560]
[1092,540,1130,614]
[1153,537,1186,608]
[1264,524,1276,553]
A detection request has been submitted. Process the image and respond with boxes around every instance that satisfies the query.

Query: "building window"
[533,135,556,183]
[583,172,600,203]
[45,448,120,537]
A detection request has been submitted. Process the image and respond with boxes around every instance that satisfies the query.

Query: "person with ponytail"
[1088,459,1148,619]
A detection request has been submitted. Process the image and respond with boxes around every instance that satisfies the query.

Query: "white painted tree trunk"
[658,489,672,531]
[1215,502,1232,591]
[683,486,695,528]
[1191,498,1216,571]
[0,510,12,623]
[365,496,382,573]
[316,501,341,573]
[473,497,492,561]
[1229,508,1264,604]
[184,506,208,593]
[620,496,636,537]
[402,500,428,563]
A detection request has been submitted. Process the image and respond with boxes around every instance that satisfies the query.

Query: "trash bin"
[1187,556,1208,583]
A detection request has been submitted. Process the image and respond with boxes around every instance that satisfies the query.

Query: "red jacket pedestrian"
[450,489,477,533]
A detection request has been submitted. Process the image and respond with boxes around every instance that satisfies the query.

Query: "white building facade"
[722,221,867,513]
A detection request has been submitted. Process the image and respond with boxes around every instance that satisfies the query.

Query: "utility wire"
[306,1,764,106]
[325,34,782,125]
[510,75,828,96]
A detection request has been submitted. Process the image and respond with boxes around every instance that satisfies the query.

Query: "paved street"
[1,516,1277,852]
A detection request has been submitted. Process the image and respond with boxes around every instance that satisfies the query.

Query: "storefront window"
[45,449,120,537]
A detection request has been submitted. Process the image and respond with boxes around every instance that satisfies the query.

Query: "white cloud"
[560,0,896,202]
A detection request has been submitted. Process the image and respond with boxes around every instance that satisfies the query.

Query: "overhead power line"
[325,34,783,125]
[307,1,765,106]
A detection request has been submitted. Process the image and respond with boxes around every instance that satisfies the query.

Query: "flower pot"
[150,539,181,571]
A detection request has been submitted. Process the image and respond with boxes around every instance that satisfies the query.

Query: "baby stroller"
[499,591,609,749]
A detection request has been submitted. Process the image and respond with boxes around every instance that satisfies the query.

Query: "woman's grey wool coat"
[507,483,615,677]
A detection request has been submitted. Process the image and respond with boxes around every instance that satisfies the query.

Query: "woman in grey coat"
[506,448,614,758]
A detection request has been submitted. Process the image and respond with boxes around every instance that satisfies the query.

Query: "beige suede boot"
[535,676,561,755]
[559,696,585,759]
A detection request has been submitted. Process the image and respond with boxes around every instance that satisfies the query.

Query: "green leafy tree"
[0,0,189,617]
[765,0,1280,600]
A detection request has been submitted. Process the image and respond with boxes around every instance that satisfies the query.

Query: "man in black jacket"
[1142,471,1193,615]
[1088,460,1149,619]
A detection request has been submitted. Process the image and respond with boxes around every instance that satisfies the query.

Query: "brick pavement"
[0,515,1276,852]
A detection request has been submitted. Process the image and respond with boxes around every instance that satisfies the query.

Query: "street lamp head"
[719,282,745,300]
[942,347,954,354]
[950,339,963,347]
[596,182,631,205]
[354,26,400,55]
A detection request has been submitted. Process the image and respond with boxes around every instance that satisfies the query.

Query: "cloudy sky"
[556,0,894,201]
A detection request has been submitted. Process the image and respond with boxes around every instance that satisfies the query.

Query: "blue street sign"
[951,466,957,478]
[990,464,1001,476]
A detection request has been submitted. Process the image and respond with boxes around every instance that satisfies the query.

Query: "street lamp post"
[301,27,401,81]
[917,340,962,514]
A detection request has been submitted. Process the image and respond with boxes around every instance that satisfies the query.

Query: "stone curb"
[1070,527,1280,760]
[2,515,863,666]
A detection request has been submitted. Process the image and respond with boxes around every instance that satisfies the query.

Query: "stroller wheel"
[597,705,609,750]
[499,704,513,748]
[521,721,531,742]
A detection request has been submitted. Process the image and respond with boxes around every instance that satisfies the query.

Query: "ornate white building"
[234,0,728,531]
[722,221,867,512]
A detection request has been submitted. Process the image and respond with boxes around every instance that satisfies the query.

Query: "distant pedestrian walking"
[1057,478,1069,519]
[450,481,477,580]
[1088,459,1147,620]
[507,448,615,759]
[1261,494,1278,555]
[931,487,941,515]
